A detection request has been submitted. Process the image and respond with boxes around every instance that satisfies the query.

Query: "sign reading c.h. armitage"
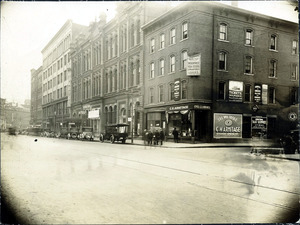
[187,54,201,76]
[214,113,242,139]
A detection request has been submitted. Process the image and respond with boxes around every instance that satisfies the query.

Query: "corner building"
[142,2,298,142]
[69,2,171,136]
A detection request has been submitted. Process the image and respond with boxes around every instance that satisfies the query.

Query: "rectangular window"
[270,35,277,50]
[182,51,188,70]
[64,86,66,97]
[160,34,165,49]
[245,29,253,45]
[218,82,226,100]
[159,59,165,76]
[150,38,155,53]
[269,60,277,78]
[268,87,275,104]
[291,88,298,105]
[150,62,155,79]
[170,55,175,72]
[182,22,188,39]
[170,28,176,45]
[219,23,227,40]
[245,56,253,74]
[291,64,298,80]
[159,85,164,102]
[150,88,154,103]
[245,84,251,102]
[292,40,298,54]
[218,52,226,70]
[64,71,67,81]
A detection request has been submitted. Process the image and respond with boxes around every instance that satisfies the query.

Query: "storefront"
[146,103,211,142]
[88,108,101,134]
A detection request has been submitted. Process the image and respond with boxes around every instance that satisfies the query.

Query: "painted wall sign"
[214,113,242,138]
[254,84,262,103]
[262,84,268,105]
[187,54,201,76]
[229,81,243,102]
[174,78,181,101]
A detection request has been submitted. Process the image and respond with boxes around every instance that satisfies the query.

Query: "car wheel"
[110,135,115,144]
[122,139,126,144]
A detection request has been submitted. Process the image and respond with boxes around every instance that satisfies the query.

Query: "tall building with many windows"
[30,66,43,126]
[41,20,87,131]
[142,2,298,142]
[69,2,171,136]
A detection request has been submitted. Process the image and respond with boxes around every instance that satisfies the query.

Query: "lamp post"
[54,111,56,132]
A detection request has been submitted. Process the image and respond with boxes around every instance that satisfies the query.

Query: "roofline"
[142,1,297,31]
[41,19,73,53]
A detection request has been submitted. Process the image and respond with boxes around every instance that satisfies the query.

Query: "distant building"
[41,20,88,132]
[142,2,298,142]
[31,66,43,126]
[1,99,30,130]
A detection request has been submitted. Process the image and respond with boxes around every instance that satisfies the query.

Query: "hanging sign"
[254,84,262,103]
[174,78,181,101]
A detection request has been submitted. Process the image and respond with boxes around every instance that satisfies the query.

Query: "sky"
[1,1,298,104]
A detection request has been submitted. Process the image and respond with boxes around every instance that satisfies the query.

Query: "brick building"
[69,2,171,136]
[142,2,298,142]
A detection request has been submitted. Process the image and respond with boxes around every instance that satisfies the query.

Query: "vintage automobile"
[279,129,299,154]
[99,124,129,144]
[78,127,94,141]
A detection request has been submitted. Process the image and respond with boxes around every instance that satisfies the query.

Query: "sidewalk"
[126,138,300,161]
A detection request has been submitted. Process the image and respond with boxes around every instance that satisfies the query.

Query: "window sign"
[262,84,268,104]
[174,78,181,101]
[229,81,243,102]
[187,54,201,76]
[214,113,242,138]
[88,109,100,119]
[254,84,262,103]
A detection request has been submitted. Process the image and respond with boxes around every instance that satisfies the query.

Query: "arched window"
[182,22,188,39]
[170,55,175,72]
[219,23,227,40]
[181,50,188,69]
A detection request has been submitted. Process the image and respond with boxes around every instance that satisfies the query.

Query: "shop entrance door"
[195,111,207,141]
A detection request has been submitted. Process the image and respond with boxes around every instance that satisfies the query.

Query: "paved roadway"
[1,133,299,224]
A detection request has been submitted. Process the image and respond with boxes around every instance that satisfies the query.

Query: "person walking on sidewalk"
[159,130,165,145]
[142,129,147,146]
[154,130,160,145]
[147,130,153,145]
[172,128,179,143]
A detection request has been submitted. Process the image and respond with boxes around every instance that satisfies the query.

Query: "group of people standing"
[142,128,180,146]
[142,129,165,146]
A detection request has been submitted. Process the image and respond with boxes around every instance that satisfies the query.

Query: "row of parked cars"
[27,124,130,144]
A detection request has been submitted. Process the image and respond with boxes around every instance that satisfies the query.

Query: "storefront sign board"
[88,109,100,119]
[254,84,262,103]
[251,116,267,129]
[214,113,242,138]
[187,54,201,76]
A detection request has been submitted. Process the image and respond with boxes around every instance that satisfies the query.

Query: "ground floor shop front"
[145,103,298,143]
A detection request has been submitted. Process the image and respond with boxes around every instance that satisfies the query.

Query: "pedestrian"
[147,130,153,145]
[172,128,179,143]
[154,130,160,145]
[142,129,147,145]
[159,130,165,145]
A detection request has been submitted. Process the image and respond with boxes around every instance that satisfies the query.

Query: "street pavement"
[1,133,299,224]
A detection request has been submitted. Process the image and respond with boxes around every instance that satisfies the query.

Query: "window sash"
[160,59,165,75]
[218,52,226,70]
[170,29,176,44]
[245,85,251,102]
[245,30,252,45]
[182,23,188,39]
[269,60,277,77]
[160,34,165,49]
[219,24,227,40]
[245,57,252,73]
[170,56,175,72]
[270,35,276,50]
[269,87,275,103]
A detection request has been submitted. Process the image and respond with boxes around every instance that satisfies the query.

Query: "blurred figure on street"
[159,130,165,145]
[142,129,147,145]
[147,130,153,145]
[154,130,160,145]
[172,128,179,143]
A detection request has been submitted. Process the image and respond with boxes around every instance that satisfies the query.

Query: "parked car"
[78,127,94,141]
[68,128,80,140]
[8,127,16,135]
[99,124,129,144]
